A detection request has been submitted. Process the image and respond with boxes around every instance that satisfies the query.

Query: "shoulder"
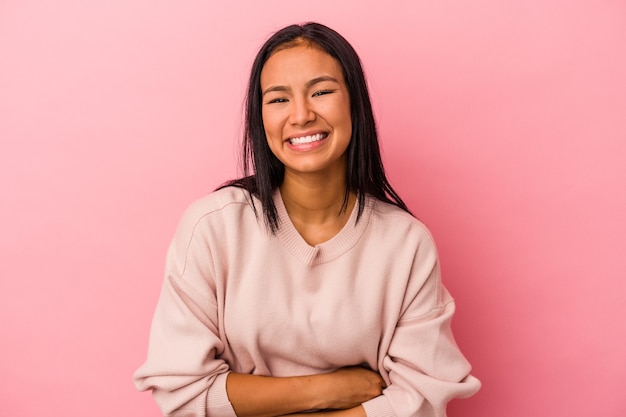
[367,197,437,249]
[175,186,257,237]
[167,186,260,267]
[184,186,252,217]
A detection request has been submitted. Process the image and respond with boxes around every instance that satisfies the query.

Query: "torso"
[179,187,438,377]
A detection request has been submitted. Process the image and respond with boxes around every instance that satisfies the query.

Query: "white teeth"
[289,133,325,145]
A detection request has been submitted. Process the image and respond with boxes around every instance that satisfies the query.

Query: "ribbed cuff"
[207,372,237,417]
[361,395,395,417]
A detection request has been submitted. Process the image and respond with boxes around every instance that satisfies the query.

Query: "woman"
[134,22,480,417]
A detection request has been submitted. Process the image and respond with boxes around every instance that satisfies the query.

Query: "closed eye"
[312,90,334,97]
[267,97,288,104]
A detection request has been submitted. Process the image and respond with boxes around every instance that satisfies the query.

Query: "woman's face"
[260,44,352,179]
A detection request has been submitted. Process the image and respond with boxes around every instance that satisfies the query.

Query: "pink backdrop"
[1,0,625,416]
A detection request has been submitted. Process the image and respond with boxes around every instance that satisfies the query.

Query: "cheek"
[332,99,352,132]
[337,109,352,135]
[261,118,280,155]
[261,110,270,133]
[261,111,282,138]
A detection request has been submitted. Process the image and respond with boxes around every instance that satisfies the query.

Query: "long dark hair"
[221,22,411,233]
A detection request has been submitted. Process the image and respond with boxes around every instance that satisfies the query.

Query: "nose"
[289,97,315,126]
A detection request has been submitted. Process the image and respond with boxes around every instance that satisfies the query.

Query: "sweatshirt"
[134,186,480,417]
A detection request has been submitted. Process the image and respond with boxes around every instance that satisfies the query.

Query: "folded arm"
[134,241,383,417]
[227,367,383,417]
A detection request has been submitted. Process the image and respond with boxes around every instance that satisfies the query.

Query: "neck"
[280,172,357,246]
[280,170,354,225]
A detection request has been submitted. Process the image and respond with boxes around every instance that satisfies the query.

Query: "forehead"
[260,44,345,86]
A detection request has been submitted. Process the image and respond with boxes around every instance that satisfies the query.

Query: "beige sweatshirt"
[134,186,480,417]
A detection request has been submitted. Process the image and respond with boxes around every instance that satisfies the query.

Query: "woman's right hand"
[315,366,386,410]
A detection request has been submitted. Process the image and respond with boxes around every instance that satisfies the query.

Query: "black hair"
[221,22,411,233]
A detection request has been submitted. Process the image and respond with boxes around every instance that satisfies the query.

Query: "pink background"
[1,0,625,416]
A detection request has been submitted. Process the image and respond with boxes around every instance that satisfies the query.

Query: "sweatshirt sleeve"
[361,230,481,417]
[133,207,237,417]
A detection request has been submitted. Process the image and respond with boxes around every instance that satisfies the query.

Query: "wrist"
[299,373,331,410]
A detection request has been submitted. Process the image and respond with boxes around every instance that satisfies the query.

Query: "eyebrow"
[262,75,340,97]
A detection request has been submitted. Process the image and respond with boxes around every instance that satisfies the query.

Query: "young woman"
[134,22,480,417]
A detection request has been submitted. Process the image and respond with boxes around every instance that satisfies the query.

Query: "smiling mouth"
[288,132,328,145]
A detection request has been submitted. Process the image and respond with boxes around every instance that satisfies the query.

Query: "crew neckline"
[273,189,373,266]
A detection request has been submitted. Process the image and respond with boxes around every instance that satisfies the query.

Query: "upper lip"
[284,130,328,141]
